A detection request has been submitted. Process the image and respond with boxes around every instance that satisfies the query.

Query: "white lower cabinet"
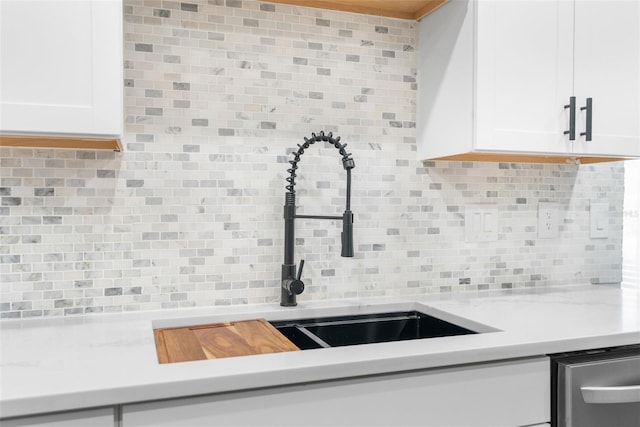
[123,356,550,427]
[1,408,114,427]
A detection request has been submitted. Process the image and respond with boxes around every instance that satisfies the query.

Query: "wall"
[623,160,640,286]
[0,0,624,318]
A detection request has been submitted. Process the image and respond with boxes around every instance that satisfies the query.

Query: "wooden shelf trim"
[263,0,448,20]
[0,134,122,152]
[428,152,630,164]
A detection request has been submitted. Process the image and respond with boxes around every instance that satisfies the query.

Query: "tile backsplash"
[0,0,624,318]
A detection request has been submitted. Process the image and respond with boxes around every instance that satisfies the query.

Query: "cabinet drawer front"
[124,356,550,427]
[1,408,114,427]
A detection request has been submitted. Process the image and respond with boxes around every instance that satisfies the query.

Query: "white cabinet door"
[1,407,114,427]
[123,357,550,427]
[416,0,476,160]
[0,0,122,138]
[417,0,576,160]
[572,0,640,157]
[475,0,574,155]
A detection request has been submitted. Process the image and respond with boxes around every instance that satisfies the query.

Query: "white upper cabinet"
[572,0,640,157]
[0,0,122,141]
[474,0,574,155]
[417,0,640,162]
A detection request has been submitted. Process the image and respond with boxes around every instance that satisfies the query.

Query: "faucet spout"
[281,131,355,307]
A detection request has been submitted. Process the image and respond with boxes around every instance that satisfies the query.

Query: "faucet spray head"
[341,210,354,257]
[341,157,354,258]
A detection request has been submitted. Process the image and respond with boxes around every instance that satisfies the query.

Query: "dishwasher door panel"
[557,354,640,427]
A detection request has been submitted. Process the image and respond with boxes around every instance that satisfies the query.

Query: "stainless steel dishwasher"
[550,344,640,427]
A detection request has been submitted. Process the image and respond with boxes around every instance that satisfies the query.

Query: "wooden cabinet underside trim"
[429,152,629,164]
[263,0,448,20]
[0,134,122,152]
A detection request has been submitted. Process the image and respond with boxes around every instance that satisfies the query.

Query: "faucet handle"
[296,259,305,281]
[283,259,305,296]
[288,279,304,296]
[288,259,305,295]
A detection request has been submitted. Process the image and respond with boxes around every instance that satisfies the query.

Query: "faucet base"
[281,263,298,306]
[280,299,297,307]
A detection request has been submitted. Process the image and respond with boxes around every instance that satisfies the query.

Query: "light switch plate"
[590,202,609,239]
[465,204,498,242]
[538,202,559,238]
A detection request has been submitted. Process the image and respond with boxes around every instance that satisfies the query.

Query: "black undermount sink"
[270,311,478,350]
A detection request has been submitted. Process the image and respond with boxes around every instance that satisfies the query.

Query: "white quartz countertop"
[1,284,639,418]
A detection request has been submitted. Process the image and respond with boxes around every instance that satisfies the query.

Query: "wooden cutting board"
[153,319,299,363]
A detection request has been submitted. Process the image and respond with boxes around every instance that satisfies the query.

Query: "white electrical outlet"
[538,202,559,238]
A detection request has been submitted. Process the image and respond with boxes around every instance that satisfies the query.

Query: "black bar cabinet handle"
[564,96,576,141]
[580,97,592,141]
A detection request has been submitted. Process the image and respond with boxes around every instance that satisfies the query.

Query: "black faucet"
[281,131,355,307]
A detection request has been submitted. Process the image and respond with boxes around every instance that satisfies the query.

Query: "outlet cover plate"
[465,204,498,242]
[590,202,609,239]
[538,202,559,239]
